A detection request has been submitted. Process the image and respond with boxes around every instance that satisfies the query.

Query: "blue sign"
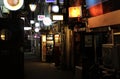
[86,0,108,9]
[45,0,56,3]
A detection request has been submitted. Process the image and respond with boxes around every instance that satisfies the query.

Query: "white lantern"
[3,0,24,11]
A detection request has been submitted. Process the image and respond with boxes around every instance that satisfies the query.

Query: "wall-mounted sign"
[52,15,63,20]
[3,0,24,11]
[24,27,32,30]
[30,20,35,24]
[37,15,45,21]
[45,0,56,3]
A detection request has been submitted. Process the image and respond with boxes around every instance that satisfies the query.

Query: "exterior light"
[24,27,32,30]
[29,4,37,12]
[0,34,5,40]
[43,17,52,26]
[3,0,24,11]
[34,28,40,32]
[30,20,35,24]
[21,17,25,20]
[52,5,59,13]
[35,22,40,27]
[68,6,82,18]
[42,35,46,42]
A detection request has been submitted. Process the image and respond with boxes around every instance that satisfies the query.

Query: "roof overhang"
[88,10,120,28]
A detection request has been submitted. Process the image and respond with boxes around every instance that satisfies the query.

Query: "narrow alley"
[24,55,76,79]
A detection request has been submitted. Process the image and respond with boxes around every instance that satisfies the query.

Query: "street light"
[29,4,37,54]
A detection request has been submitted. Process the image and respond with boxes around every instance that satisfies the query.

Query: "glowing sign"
[45,0,56,3]
[52,15,63,20]
[37,15,45,21]
[69,6,82,18]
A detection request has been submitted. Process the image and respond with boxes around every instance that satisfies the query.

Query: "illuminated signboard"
[52,15,63,20]
[37,15,45,21]
[45,0,56,3]
[85,0,108,16]
[68,6,82,18]
[86,0,108,9]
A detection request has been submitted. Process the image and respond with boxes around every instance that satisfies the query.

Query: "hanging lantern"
[29,4,37,12]
[3,0,24,11]
[68,6,82,18]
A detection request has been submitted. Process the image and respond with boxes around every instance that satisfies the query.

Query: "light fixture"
[34,28,39,32]
[30,20,35,24]
[35,22,40,27]
[68,6,82,18]
[52,5,59,13]
[3,0,24,11]
[24,27,32,30]
[29,4,37,12]
[43,17,52,26]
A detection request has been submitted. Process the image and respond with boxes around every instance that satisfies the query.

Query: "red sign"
[37,15,45,21]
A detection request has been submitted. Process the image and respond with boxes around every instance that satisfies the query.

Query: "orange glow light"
[89,3,103,17]
[7,0,19,6]
[69,6,82,18]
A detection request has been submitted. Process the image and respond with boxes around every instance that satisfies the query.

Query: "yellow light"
[1,34,5,40]
[29,4,37,12]
[55,34,60,43]
[69,6,82,18]
[42,35,46,42]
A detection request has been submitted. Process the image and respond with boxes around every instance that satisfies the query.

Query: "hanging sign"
[37,15,45,21]
[52,15,63,21]
[69,6,82,18]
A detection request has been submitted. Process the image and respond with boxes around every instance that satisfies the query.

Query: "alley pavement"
[24,54,75,79]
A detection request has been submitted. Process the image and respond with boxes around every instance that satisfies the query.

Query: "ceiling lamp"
[3,0,24,11]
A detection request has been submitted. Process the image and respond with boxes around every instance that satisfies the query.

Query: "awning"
[88,10,120,28]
